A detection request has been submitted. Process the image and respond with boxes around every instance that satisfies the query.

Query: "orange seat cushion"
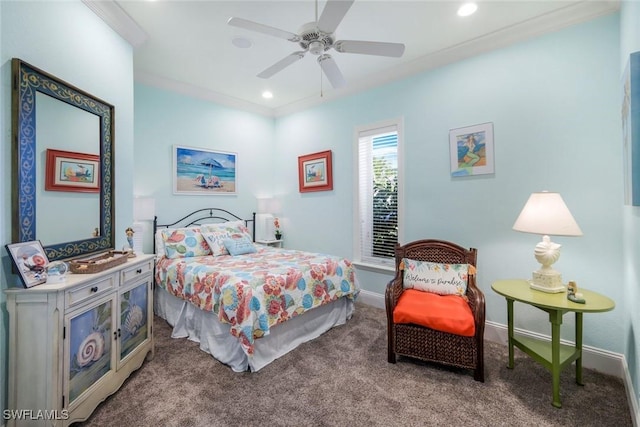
[393,289,476,337]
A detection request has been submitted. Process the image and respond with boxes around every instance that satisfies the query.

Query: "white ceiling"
[86,0,619,116]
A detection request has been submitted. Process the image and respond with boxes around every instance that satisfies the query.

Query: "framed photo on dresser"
[5,240,49,287]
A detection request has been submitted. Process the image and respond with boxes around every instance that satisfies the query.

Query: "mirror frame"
[11,58,115,261]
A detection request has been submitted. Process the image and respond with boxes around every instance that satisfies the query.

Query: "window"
[354,119,403,268]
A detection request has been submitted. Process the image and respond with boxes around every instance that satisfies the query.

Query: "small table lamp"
[512,191,583,293]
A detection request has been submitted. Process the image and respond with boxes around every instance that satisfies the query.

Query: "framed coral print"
[45,149,100,192]
[173,145,237,195]
[5,240,49,287]
[298,150,333,192]
[449,122,494,177]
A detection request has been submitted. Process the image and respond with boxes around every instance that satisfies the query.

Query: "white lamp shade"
[512,192,583,237]
[134,198,155,221]
[257,197,273,214]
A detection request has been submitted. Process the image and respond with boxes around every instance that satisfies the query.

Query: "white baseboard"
[357,289,638,425]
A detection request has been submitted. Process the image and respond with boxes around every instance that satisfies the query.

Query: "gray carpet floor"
[80,303,632,427]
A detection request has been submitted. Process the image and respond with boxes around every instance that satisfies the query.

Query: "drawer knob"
[136,268,142,274]
[90,286,98,293]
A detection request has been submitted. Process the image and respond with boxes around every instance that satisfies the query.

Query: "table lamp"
[512,191,583,293]
[133,197,155,254]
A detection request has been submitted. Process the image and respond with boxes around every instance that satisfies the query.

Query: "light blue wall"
[275,14,623,352]
[0,0,134,416]
[135,14,624,355]
[133,84,275,247]
[620,0,640,412]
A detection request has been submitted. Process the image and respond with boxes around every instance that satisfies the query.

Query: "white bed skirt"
[154,286,355,372]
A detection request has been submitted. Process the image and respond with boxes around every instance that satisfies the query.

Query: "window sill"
[353,261,395,274]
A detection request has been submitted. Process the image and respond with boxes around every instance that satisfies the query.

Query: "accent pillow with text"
[402,258,469,296]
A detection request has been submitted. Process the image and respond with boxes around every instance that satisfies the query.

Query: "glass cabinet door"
[118,279,152,365]
[64,296,116,408]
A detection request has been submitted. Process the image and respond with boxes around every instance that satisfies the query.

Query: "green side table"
[491,279,615,408]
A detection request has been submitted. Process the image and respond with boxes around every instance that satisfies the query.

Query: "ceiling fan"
[227,0,405,89]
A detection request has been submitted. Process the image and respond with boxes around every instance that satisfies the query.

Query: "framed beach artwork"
[298,150,333,193]
[449,122,494,177]
[45,149,100,193]
[173,145,237,195]
[5,240,49,288]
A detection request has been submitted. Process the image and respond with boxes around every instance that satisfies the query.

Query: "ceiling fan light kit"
[227,0,405,90]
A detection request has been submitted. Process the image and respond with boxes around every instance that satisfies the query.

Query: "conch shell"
[77,331,105,367]
[534,235,561,268]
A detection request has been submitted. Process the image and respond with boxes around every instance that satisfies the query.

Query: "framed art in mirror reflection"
[45,149,100,193]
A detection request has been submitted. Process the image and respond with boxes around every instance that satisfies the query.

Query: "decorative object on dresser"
[298,150,333,192]
[11,59,115,262]
[449,122,494,177]
[69,250,129,274]
[5,240,50,288]
[512,191,583,293]
[154,208,358,372]
[47,260,69,284]
[4,255,155,426]
[385,239,485,381]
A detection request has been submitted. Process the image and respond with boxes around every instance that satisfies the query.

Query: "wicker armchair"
[385,239,485,382]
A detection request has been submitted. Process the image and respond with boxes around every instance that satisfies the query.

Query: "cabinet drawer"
[66,275,116,308]
[121,259,153,285]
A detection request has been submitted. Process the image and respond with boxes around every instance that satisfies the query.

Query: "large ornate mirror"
[11,59,115,261]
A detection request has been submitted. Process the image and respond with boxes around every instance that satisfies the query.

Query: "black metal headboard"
[154,208,255,253]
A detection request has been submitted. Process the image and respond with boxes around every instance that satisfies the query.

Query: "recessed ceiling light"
[262,91,273,99]
[232,37,252,48]
[457,2,478,17]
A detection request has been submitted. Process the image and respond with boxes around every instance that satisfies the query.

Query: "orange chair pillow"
[393,289,475,337]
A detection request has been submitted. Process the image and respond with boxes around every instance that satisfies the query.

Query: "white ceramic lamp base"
[529,269,565,293]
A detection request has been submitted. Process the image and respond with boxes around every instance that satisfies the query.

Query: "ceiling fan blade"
[317,0,355,34]
[257,52,306,79]
[334,40,405,57]
[227,17,300,42]
[318,54,346,89]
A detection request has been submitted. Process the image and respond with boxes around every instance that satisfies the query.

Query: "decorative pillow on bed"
[160,228,211,258]
[201,221,253,256]
[402,258,470,296]
[201,220,252,238]
[223,235,257,256]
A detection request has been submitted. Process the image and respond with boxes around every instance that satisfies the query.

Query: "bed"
[153,208,359,372]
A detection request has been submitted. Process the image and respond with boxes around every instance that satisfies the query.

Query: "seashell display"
[76,331,105,367]
[125,305,144,335]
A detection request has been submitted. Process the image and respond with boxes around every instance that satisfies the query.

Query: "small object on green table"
[568,292,586,304]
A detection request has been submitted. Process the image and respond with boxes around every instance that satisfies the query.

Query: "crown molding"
[135,71,276,118]
[82,0,148,47]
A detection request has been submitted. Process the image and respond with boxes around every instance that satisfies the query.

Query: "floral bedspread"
[155,246,358,354]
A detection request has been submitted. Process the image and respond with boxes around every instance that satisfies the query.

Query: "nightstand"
[255,239,283,248]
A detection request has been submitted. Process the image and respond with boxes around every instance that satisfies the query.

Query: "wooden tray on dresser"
[69,250,129,274]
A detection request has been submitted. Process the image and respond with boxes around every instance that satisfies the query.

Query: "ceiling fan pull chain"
[320,65,324,98]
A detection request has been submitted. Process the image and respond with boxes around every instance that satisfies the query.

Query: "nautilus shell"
[534,236,561,268]
[124,305,144,335]
[77,331,105,367]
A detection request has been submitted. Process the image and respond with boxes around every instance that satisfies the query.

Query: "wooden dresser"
[5,254,155,426]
